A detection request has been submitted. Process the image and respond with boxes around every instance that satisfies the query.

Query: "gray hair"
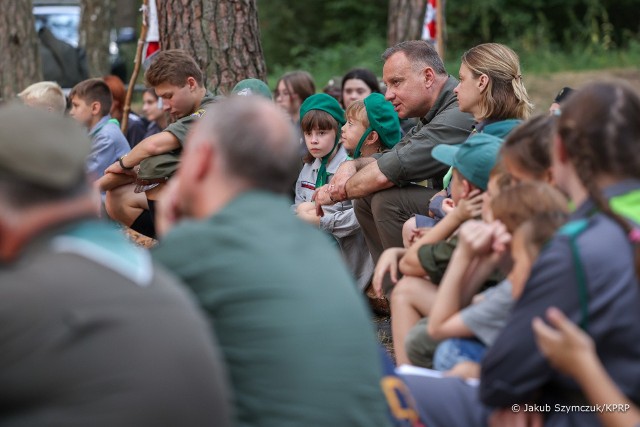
[382,40,446,75]
[193,97,300,194]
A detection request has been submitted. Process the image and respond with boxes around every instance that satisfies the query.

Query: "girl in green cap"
[293,93,374,291]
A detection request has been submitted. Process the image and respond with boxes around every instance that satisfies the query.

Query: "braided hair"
[556,81,640,275]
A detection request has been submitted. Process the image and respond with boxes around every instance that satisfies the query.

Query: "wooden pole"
[122,0,149,133]
[436,0,445,61]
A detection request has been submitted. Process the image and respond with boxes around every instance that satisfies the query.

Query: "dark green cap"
[231,79,273,100]
[363,93,401,149]
[299,93,345,127]
[0,102,90,190]
[431,133,502,190]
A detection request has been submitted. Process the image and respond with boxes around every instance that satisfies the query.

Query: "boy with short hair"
[98,49,217,238]
[69,78,129,182]
[340,92,401,159]
[18,81,67,115]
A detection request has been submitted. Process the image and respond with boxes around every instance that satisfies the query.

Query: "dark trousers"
[354,185,437,263]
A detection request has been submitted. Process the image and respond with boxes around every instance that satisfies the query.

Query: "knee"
[390,277,416,307]
[402,216,417,247]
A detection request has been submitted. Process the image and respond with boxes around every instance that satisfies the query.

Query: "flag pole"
[436,0,445,60]
[122,0,149,133]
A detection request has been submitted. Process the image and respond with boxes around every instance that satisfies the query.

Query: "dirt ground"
[526,67,640,114]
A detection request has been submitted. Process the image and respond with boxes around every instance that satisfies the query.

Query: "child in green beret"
[293,94,373,291]
[341,92,401,159]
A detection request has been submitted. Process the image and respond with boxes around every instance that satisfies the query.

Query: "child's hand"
[372,247,406,298]
[457,220,494,256]
[451,189,483,222]
[441,197,455,215]
[296,202,321,226]
[409,227,431,246]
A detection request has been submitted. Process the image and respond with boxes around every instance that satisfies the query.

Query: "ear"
[90,101,101,116]
[186,76,198,91]
[478,73,489,93]
[365,130,379,146]
[461,178,472,198]
[423,67,436,88]
[192,142,213,183]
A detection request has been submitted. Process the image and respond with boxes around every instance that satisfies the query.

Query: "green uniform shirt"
[153,190,390,427]
[376,77,474,187]
[138,92,218,180]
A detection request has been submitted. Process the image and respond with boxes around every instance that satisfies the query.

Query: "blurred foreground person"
[153,97,391,427]
[0,104,232,427]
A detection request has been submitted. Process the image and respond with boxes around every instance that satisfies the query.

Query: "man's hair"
[193,97,300,194]
[145,49,204,88]
[382,40,446,75]
[461,43,533,121]
[69,78,112,117]
[18,81,66,114]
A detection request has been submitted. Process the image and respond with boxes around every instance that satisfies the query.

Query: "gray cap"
[0,102,91,190]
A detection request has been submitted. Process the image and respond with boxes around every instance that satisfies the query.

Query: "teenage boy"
[97,49,217,238]
[69,78,129,182]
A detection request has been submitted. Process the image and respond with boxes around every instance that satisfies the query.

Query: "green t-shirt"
[152,190,390,427]
[138,92,218,180]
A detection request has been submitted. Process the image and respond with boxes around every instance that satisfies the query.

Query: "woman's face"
[275,80,300,119]
[342,78,372,107]
[454,63,484,119]
[142,92,163,122]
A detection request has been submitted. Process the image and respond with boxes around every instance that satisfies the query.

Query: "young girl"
[293,93,373,291]
[274,70,316,125]
[141,88,169,139]
[340,68,381,108]
[340,92,400,159]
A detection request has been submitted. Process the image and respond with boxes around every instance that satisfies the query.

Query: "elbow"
[399,257,424,277]
[426,322,444,341]
[374,171,392,188]
[146,139,166,156]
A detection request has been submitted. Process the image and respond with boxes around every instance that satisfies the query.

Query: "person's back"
[0,103,232,427]
[152,97,390,427]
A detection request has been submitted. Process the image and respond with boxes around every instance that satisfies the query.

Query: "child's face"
[340,116,367,154]
[342,78,372,108]
[154,81,195,119]
[509,231,533,299]
[450,169,467,205]
[275,80,299,117]
[69,96,94,128]
[503,154,544,184]
[304,128,336,159]
[482,174,500,222]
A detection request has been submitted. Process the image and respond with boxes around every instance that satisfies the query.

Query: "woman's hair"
[275,71,316,104]
[461,43,533,121]
[300,109,339,163]
[345,100,369,128]
[102,75,126,117]
[491,181,569,233]
[556,80,640,274]
[341,68,380,94]
[501,115,554,180]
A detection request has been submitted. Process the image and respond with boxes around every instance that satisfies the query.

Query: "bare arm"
[343,160,394,200]
[105,131,180,174]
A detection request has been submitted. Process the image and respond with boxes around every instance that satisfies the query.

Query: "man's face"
[154,81,196,118]
[69,96,94,128]
[383,52,430,119]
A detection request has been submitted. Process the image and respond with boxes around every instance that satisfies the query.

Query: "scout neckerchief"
[315,129,342,188]
[89,118,120,137]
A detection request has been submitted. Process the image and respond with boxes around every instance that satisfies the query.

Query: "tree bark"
[0,0,42,102]
[387,0,427,47]
[79,0,114,77]
[157,0,267,95]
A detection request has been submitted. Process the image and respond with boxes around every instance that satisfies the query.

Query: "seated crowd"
[3,40,640,427]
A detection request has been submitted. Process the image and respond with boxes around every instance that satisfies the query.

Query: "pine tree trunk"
[157,0,267,95]
[0,0,41,102]
[80,0,113,77]
[387,0,427,47]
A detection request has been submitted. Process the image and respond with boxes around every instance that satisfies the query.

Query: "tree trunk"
[0,0,42,102]
[157,0,267,95]
[387,0,427,47]
[79,0,113,77]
